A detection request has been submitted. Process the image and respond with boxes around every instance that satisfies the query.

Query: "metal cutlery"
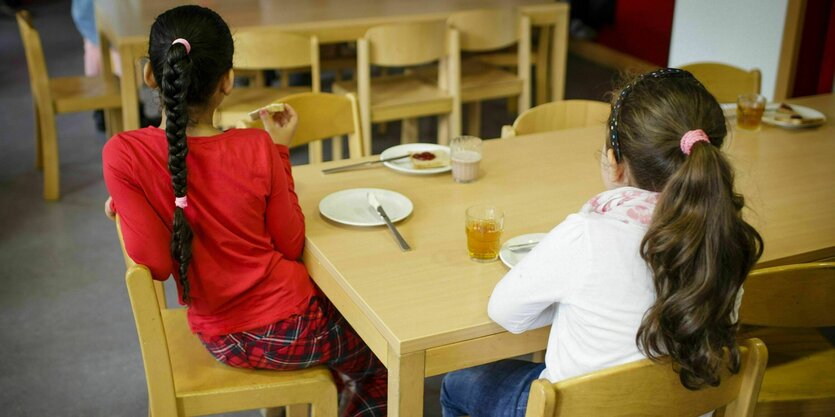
[507,240,540,252]
[322,154,410,174]
[367,192,411,251]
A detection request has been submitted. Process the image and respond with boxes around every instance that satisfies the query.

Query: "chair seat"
[740,326,835,416]
[214,86,310,127]
[49,75,121,113]
[162,308,336,416]
[333,74,453,122]
[414,60,523,103]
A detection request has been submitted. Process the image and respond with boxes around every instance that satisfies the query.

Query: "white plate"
[319,188,413,227]
[499,233,548,269]
[762,103,826,129]
[380,143,451,175]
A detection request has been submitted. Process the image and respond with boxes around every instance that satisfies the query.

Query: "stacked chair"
[333,21,460,155]
[237,92,364,164]
[525,338,767,417]
[501,99,611,138]
[115,218,338,417]
[738,262,835,416]
[16,11,122,200]
[214,29,320,129]
[680,62,761,103]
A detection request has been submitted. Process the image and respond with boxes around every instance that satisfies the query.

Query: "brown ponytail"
[609,69,763,389]
[148,6,234,303]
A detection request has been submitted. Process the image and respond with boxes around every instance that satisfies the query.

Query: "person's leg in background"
[441,359,546,417]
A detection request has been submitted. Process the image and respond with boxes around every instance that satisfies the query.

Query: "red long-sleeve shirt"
[103,127,315,336]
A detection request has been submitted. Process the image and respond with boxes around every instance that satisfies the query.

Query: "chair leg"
[40,113,60,201]
[467,102,482,138]
[400,118,418,144]
[105,107,123,137]
[33,102,43,171]
[286,404,309,417]
[437,114,450,146]
[260,407,282,417]
[535,26,551,105]
[331,136,344,161]
[507,97,518,115]
[531,350,546,363]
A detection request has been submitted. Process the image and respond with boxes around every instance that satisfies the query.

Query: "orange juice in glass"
[465,205,504,262]
[736,94,766,131]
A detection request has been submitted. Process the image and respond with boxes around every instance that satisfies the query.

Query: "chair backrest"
[16,11,53,113]
[739,262,835,327]
[525,338,768,417]
[363,21,448,67]
[233,29,321,92]
[116,216,167,310]
[680,62,761,103]
[507,100,611,137]
[238,92,364,164]
[447,9,520,52]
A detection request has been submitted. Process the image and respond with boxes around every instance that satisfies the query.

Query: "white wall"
[668,0,789,100]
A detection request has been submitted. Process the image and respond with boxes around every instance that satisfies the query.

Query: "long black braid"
[148,5,233,303]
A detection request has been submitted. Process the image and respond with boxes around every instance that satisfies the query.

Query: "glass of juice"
[465,205,504,262]
[736,94,766,131]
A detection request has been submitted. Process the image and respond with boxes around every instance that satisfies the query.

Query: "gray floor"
[0,1,616,416]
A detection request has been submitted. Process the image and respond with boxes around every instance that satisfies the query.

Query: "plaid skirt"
[198,292,387,417]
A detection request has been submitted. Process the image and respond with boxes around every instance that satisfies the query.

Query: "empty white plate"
[380,143,451,175]
[499,233,548,269]
[319,188,413,227]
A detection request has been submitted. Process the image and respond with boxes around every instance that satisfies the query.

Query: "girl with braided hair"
[102,6,386,417]
[440,69,763,417]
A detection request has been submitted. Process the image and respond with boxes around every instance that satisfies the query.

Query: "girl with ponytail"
[102,6,386,417]
[441,69,763,417]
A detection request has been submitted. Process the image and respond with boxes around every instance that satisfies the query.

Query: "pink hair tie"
[680,129,710,155]
[175,196,188,209]
[171,38,191,54]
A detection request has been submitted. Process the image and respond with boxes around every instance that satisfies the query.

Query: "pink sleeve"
[265,144,306,260]
[103,137,174,280]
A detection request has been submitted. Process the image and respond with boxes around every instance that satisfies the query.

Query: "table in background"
[293,94,835,416]
[94,0,569,132]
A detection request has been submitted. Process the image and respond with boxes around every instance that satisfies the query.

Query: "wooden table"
[94,0,569,132]
[292,94,835,416]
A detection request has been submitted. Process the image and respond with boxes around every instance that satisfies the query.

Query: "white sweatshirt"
[488,187,658,382]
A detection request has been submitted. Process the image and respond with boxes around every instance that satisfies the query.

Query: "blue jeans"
[441,360,547,417]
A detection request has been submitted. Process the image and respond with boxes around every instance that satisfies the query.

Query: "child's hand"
[259,104,298,147]
[104,196,116,220]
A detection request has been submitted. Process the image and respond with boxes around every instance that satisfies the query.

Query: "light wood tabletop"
[292,93,835,416]
[94,0,569,132]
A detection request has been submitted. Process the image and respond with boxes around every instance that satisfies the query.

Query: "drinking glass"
[737,94,767,131]
[465,205,504,262]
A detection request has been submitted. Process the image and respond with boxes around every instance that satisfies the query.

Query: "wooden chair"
[332,21,461,155]
[213,29,320,129]
[115,219,338,417]
[237,92,364,164]
[446,9,531,137]
[738,262,835,417]
[680,62,761,104]
[16,11,121,200]
[476,24,551,107]
[525,338,768,417]
[501,99,610,138]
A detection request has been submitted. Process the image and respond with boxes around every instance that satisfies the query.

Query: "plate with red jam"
[380,144,451,175]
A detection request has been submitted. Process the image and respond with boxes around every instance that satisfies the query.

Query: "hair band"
[680,129,710,155]
[608,68,699,161]
[171,38,191,54]
[175,196,188,209]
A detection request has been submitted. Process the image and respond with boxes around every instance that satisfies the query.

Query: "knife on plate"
[367,192,411,251]
[322,154,410,174]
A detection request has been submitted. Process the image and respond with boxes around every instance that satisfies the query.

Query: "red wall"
[595,0,676,67]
